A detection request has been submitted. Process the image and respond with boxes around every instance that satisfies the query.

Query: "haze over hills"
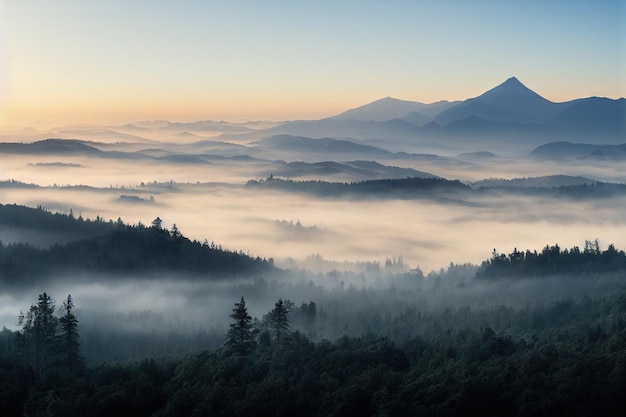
[263,160,437,181]
[528,142,626,161]
[471,175,599,189]
[282,77,624,150]
[200,76,624,155]
[2,76,622,158]
[331,97,459,123]
[434,77,564,125]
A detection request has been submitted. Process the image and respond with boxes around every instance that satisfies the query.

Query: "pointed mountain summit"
[477,76,554,111]
[435,77,564,125]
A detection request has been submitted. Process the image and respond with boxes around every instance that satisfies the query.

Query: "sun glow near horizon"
[0,1,624,127]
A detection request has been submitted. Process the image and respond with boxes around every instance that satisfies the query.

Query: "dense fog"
[1,177,625,274]
[1,131,625,364]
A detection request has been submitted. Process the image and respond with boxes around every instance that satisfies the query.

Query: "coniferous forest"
[2,3,625,415]
[0,204,625,416]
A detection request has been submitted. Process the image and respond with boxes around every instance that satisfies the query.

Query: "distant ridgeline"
[244,176,626,200]
[245,176,470,197]
[477,240,626,279]
[0,204,275,284]
[475,181,626,199]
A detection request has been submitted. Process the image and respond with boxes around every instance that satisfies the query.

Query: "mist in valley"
[1,94,624,417]
[1,157,625,273]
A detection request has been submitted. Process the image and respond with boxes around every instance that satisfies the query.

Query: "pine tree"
[226,296,255,354]
[58,294,84,373]
[26,293,58,373]
[269,298,290,344]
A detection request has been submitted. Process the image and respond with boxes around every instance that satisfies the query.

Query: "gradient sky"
[0,0,624,126]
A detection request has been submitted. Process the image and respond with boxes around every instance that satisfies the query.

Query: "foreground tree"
[58,294,84,373]
[226,296,255,354]
[18,293,58,373]
[269,298,290,344]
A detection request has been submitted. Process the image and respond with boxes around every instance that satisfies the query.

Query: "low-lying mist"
[2,182,625,273]
[2,143,626,365]
[3,265,625,365]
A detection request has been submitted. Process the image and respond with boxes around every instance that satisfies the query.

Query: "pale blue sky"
[0,0,624,124]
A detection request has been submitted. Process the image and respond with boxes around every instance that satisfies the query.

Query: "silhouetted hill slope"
[0,139,154,160]
[472,175,597,188]
[157,154,214,164]
[331,97,458,121]
[0,203,115,240]
[544,97,626,138]
[457,151,498,159]
[55,226,273,275]
[529,142,626,161]
[0,205,275,284]
[0,139,103,155]
[246,176,469,198]
[253,135,393,156]
[0,138,246,164]
[400,111,433,126]
[265,160,437,180]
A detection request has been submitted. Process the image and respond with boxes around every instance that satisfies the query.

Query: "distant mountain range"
[255,77,624,149]
[3,77,623,158]
[331,77,624,130]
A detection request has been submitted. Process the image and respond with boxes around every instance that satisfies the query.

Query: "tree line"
[477,240,626,278]
[1,290,625,416]
[245,176,470,198]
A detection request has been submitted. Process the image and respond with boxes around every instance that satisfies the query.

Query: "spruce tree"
[32,293,57,373]
[269,298,290,344]
[226,296,254,354]
[58,294,84,373]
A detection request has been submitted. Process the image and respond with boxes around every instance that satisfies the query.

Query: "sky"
[0,0,624,126]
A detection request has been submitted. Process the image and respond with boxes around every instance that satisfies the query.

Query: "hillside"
[528,142,626,161]
[0,205,275,285]
[245,176,470,198]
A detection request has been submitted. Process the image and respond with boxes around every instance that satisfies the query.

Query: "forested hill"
[0,203,116,236]
[0,204,275,284]
[245,176,470,198]
[477,241,626,279]
[245,176,626,200]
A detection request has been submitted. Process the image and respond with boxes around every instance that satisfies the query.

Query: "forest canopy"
[0,204,275,285]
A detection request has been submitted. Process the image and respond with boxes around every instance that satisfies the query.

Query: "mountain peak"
[483,76,538,97]
[472,76,557,118]
[434,77,561,125]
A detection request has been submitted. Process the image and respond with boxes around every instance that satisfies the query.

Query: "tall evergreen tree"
[16,304,38,366]
[226,297,254,354]
[19,292,58,372]
[269,298,290,344]
[58,294,84,373]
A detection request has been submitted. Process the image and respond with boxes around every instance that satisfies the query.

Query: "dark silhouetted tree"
[269,298,290,344]
[151,217,162,230]
[226,296,255,354]
[58,294,84,373]
[22,293,58,373]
